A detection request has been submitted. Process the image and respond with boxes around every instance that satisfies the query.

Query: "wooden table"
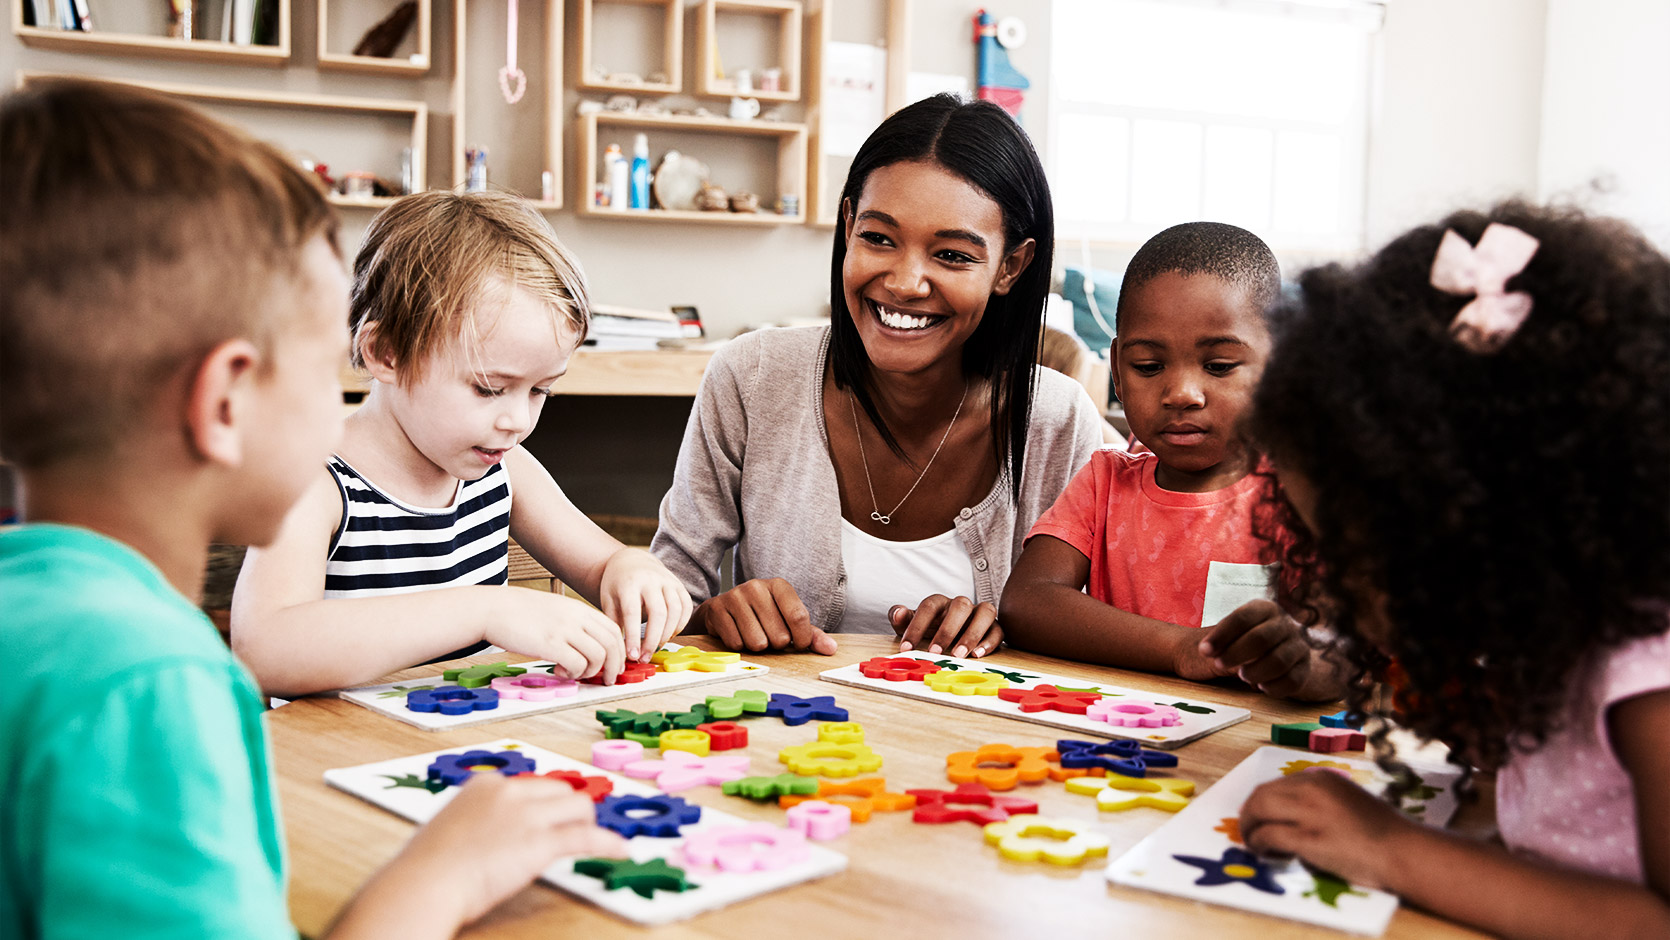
[271,636,1493,939]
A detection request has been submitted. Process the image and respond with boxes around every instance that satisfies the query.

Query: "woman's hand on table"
[890,595,1002,658]
[694,578,839,655]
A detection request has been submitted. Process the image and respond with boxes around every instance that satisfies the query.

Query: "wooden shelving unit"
[695,0,802,102]
[573,0,682,94]
[11,0,291,66]
[575,110,807,225]
[452,0,564,208]
[317,0,432,76]
[806,0,910,226]
[17,72,428,208]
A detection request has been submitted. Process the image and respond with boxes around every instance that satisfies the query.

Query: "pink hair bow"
[1429,223,1540,353]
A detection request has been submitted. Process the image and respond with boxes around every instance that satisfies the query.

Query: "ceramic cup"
[729,96,761,120]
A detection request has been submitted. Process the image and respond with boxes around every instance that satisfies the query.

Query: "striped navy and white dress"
[324,455,512,660]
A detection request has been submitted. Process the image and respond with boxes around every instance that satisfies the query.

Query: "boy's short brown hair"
[0,78,339,470]
[349,189,590,379]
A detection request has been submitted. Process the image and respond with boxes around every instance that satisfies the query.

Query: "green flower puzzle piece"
[1304,868,1369,908]
[597,708,674,739]
[704,689,770,719]
[1271,721,1326,747]
[722,773,820,801]
[572,857,698,899]
[666,704,712,730]
[442,661,526,689]
[381,773,448,794]
[376,684,435,699]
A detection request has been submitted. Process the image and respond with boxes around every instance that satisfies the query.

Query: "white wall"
[1538,0,1670,249]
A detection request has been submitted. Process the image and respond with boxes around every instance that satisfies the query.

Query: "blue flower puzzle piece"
[1320,710,1363,730]
[1056,738,1179,777]
[595,794,703,838]
[764,693,848,726]
[1174,847,1285,895]
[426,749,537,787]
[407,685,500,715]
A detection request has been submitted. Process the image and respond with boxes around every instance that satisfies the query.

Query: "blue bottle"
[629,133,651,210]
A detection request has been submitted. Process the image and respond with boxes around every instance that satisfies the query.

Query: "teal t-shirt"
[0,524,295,939]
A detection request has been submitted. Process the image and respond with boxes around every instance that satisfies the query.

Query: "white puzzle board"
[339,643,769,731]
[1106,746,1464,936]
[819,654,1249,748]
[324,738,847,925]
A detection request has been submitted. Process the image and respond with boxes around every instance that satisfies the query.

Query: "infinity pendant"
[871,512,891,524]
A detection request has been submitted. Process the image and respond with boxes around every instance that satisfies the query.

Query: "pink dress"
[1495,630,1670,882]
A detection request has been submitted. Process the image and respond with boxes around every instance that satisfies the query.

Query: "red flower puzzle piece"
[858,657,943,682]
[996,684,1103,714]
[537,769,614,802]
[582,661,657,685]
[906,783,1039,824]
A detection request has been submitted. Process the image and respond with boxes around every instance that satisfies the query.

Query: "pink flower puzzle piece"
[623,750,751,791]
[681,823,811,872]
[785,800,852,840]
[1087,700,1184,728]
[591,739,645,771]
[489,674,579,701]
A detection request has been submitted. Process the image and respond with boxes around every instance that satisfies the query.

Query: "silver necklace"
[849,382,969,525]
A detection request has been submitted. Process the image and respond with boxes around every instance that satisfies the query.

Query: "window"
[1048,0,1383,253]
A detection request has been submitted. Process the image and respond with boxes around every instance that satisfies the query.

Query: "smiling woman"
[653,95,1103,661]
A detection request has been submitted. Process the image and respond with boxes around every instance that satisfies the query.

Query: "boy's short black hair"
[1116,221,1280,330]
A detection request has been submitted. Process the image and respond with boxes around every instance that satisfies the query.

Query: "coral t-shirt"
[1496,629,1670,882]
[1026,449,1276,629]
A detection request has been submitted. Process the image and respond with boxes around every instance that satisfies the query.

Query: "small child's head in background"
[0,78,346,546]
[1249,201,1670,766]
[349,190,590,481]
[1039,325,1096,389]
[1113,222,1280,491]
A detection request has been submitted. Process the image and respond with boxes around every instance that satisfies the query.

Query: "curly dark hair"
[1248,201,1670,774]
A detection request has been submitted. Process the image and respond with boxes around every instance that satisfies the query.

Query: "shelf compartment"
[573,0,683,94]
[696,0,802,102]
[317,0,432,75]
[452,0,565,207]
[11,0,291,66]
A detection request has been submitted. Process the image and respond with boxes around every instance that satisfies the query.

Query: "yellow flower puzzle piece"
[778,741,884,777]
[983,814,1111,865]
[652,647,742,673]
[1064,773,1196,812]
[817,721,866,744]
[922,670,1011,696]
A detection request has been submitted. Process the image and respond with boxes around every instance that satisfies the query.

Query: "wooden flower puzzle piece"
[777,776,916,822]
[1089,700,1184,728]
[581,661,658,685]
[1274,719,1367,753]
[539,769,614,802]
[922,670,1012,696]
[406,685,499,714]
[658,729,712,757]
[591,739,644,771]
[490,674,578,700]
[573,857,698,898]
[653,647,742,673]
[906,783,1039,824]
[596,706,713,745]
[982,814,1111,865]
[778,741,883,777]
[857,656,943,681]
[1064,773,1196,812]
[697,721,748,750]
[1320,709,1363,729]
[704,689,771,719]
[622,751,751,791]
[426,748,537,787]
[1056,738,1179,777]
[1307,728,1368,753]
[945,744,1053,790]
[722,773,820,801]
[680,823,811,872]
[595,793,703,838]
[1270,721,1325,747]
[442,661,526,688]
[785,800,852,840]
[996,684,1103,714]
[764,693,849,726]
[816,721,865,744]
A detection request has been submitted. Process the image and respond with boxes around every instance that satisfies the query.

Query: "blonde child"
[1237,204,1670,937]
[233,190,691,697]
[0,78,623,940]
[1002,222,1345,701]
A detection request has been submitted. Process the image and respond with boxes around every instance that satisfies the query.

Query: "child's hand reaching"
[329,773,627,939]
[1197,599,1346,701]
[598,547,694,661]
[1238,769,1414,890]
[485,591,627,683]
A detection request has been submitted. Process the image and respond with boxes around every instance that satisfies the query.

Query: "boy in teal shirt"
[0,78,623,939]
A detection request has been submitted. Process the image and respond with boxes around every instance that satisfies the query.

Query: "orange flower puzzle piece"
[945,744,1053,790]
[778,776,916,822]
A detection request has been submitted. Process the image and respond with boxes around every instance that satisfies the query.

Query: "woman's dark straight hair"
[829,93,1055,499]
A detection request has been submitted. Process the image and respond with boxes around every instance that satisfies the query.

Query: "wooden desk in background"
[340,347,718,399]
[270,636,1492,940]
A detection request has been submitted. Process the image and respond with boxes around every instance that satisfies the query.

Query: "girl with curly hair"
[1238,203,1670,938]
